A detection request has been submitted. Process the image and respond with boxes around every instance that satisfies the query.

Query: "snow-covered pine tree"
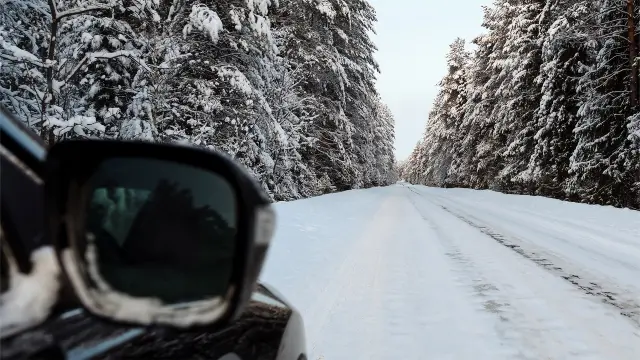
[113,0,296,199]
[569,0,640,207]
[273,0,394,192]
[416,38,470,187]
[371,96,397,185]
[403,138,429,184]
[258,52,321,200]
[0,0,112,143]
[446,3,510,189]
[493,0,546,193]
[2,0,399,201]
[54,0,147,141]
[0,0,49,131]
[404,0,639,209]
[526,0,592,197]
[334,0,381,189]
[271,0,356,195]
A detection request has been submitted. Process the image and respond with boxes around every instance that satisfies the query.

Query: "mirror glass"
[82,157,238,304]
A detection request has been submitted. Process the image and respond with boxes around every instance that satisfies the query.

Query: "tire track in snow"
[477,202,640,250]
[404,191,543,359]
[404,187,640,359]
[442,199,640,326]
[304,196,395,360]
[429,192,640,273]
[386,192,516,360]
[314,190,519,359]
[408,186,640,328]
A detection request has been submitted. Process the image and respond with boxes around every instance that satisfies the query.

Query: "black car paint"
[0,110,306,360]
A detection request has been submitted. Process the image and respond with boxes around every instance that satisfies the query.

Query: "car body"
[0,109,306,360]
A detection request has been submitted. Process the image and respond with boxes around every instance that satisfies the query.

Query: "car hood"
[1,283,301,360]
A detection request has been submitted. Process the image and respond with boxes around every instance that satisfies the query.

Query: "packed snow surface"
[260,184,640,360]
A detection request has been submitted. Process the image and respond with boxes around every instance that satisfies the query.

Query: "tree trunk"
[627,0,639,106]
[42,0,58,146]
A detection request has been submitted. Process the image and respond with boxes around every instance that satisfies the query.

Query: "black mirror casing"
[44,140,275,329]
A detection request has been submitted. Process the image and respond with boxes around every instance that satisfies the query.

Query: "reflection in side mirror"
[84,158,237,304]
[46,141,275,328]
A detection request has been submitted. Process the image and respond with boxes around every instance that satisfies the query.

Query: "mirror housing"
[44,140,275,328]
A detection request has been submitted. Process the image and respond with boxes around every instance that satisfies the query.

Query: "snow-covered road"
[260,184,640,360]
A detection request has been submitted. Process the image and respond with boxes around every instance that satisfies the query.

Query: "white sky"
[368,0,490,161]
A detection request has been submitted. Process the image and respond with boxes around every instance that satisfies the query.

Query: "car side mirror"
[44,140,276,328]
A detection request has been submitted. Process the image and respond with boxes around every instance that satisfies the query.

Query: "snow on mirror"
[67,157,239,325]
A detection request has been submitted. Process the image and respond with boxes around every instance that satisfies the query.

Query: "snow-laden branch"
[183,5,223,43]
[57,5,111,20]
[65,50,151,83]
[0,42,45,67]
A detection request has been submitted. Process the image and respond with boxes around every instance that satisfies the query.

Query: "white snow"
[316,1,336,20]
[44,115,106,136]
[229,9,244,31]
[1,41,42,65]
[217,67,253,95]
[261,185,640,360]
[0,246,61,339]
[60,242,232,328]
[184,5,224,43]
[246,0,271,15]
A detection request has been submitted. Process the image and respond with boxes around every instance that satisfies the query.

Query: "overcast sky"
[368,0,490,161]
